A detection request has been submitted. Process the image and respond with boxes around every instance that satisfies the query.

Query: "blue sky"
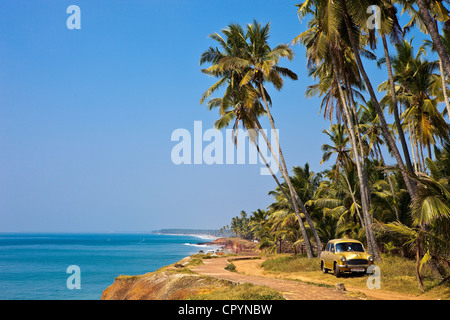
[0,1,432,232]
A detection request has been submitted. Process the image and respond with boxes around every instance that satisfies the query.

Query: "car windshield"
[335,242,364,252]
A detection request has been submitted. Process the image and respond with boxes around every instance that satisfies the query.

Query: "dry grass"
[261,254,450,299]
[188,282,285,300]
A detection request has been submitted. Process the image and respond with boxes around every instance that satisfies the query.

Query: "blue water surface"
[0,233,214,300]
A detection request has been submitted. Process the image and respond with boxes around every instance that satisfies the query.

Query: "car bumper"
[336,264,370,272]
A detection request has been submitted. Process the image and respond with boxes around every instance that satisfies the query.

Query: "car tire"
[333,262,341,278]
[321,261,328,273]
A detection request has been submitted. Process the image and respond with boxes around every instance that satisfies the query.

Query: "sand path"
[192,255,355,300]
[192,255,428,300]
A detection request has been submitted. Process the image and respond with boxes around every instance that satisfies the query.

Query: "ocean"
[0,233,220,300]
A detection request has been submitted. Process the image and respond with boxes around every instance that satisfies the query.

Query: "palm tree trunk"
[339,1,417,201]
[377,142,400,220]
[381,33,415,174]
[437,55,450,121]
[252,109,315,258]
[420,143,426,173]
[414,126,423,173]
[344,76,373,212]
[342,169,365,228]
[427,142,432,160]
[408,118,419,173]
[253,137,291,204]
[415,0,450,77]
[331,52,381,261]
[416,229,425,293]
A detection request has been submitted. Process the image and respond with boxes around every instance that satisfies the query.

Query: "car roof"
[327,239,363,244]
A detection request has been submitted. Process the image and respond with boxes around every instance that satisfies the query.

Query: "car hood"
[339,252,369,260]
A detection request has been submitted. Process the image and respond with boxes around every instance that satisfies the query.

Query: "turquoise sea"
[0,233,219,300]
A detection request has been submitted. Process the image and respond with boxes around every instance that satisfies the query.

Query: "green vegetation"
[200,2,450,296]
[224,263,237,272]
[189,283,285,300]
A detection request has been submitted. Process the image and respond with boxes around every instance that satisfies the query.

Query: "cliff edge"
[101,270,232,300]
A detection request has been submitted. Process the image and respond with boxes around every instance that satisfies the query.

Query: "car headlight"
[368,256,374,262]
[340,256,346,262]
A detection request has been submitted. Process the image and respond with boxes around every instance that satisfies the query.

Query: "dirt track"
[192,256,356,300]
[192,255,428,300]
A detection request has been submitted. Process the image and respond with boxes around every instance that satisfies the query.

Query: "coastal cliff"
[101,270,231,300]
[101,238,259,300]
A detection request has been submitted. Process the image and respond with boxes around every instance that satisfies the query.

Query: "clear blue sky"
[0,1,429,232]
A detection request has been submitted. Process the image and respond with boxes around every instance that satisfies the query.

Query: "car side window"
[325,242,331,251]
[330,243,335,253]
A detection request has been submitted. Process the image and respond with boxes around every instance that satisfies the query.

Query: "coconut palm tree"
[297,0,417,199]
[294,3,382,260]
[321,123,367,227]
[248,209,270,241]
[380,39,448,161]
[371,0,416,174]
[236,21,323,256]
[267,163,323,254]
[423,30,450,121]
[411,0,450,77]
[376,139,450,292]
[200,21,322,257]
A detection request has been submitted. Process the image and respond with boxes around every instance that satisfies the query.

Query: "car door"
[323,242,331,269]
[327,243,335,269]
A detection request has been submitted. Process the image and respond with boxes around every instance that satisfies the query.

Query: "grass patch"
[261,254,320,273]
[261,254,450,299]
[185,258,204,267]
[115,274,148,281]
[224,263,237,272]
[189,283,285,300]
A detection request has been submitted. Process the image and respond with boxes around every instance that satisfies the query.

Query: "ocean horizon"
[0,232,221,300]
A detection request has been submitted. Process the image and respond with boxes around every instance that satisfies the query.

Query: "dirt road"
[192,256,355,300]
[192,255,429,300]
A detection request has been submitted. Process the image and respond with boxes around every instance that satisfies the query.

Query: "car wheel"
[321,261,328,273]
[333,262,341,278]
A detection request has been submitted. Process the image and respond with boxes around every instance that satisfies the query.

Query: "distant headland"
[151,229,233,238]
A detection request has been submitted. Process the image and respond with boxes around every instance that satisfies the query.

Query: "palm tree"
[248,209,270,241]
[376,140,450,292]
[380,39,447,161]
[424,31,450,121]
[237,21,323,256]
[412,0,450,77]
[321,123,367,227]
[297,0,417,199]
[373,0,415,174]
[340,0,417,199]
[294,3,382,260]
[360,101,400,220]
[200,21,322,257]
[312,170,366,241]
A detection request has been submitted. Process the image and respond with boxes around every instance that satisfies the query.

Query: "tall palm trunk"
[251,118,312,252]
[437,55,450,121]
[408,122,419,173]
[252,132,316,255]
[252,110,315,257]
[376,142,400,220]
[381,34,415,173]
[415,0,450,77]
[344,77,373,213]
[256,82,321,257]
[330,53,380,261]
[416,229,425,293]
[339,0,417,201]
[342,166,365,229]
